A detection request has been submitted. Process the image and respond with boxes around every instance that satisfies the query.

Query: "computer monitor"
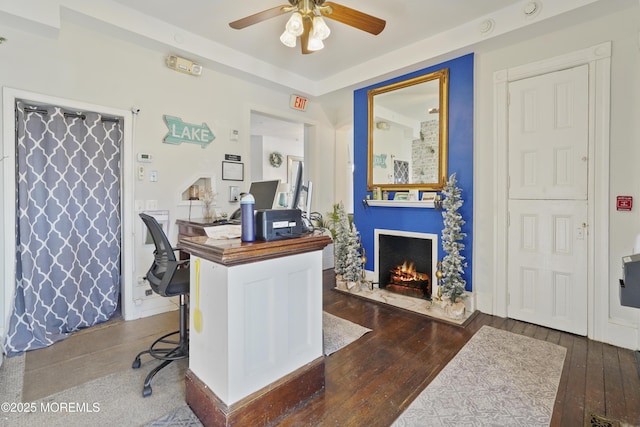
[291,163,313,231]
[291,162,304,211]
[248,180,280,210]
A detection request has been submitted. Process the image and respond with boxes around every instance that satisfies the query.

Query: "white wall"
[474,6,640,348]
[334,125,354,213]
[0,19,337,322]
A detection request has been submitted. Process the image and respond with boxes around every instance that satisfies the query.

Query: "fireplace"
[374,229,438,300]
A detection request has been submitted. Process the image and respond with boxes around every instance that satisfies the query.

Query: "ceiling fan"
[229,0,386,54]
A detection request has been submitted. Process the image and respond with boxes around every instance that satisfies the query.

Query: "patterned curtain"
[3,101,121,355]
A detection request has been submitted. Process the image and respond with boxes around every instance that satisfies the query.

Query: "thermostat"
[137,153,153,163]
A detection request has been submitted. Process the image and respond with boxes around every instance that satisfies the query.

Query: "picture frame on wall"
[287,156,303,184]
[222,161,244,181]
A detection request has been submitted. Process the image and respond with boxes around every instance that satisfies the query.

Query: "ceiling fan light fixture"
[285,12,304,36]
[311,16,331,40]
[280,30,297,47]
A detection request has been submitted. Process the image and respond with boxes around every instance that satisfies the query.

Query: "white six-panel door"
[507,65,589,335]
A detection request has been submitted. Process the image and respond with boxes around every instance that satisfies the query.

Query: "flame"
[391,261,427,281]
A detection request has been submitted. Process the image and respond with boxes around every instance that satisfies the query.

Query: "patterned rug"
[323,311,371,356]
[0,311,370,426]
[392,326,567,427]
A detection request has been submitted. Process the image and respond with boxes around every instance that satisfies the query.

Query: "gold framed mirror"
[367,68,449,192]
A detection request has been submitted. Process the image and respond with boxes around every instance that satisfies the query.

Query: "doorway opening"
[1,88,135,345]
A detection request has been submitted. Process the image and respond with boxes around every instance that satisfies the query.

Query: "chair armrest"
[171,247,190,268]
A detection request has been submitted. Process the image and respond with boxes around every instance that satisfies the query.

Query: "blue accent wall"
[353,53,474,291]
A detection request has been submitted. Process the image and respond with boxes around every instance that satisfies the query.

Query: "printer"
[255,209,303,241]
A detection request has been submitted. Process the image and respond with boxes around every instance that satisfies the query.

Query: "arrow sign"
[163,115,215,148]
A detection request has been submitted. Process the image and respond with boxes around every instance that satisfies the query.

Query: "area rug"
[392,325,567,427]
[323,311,371,356]
[0,311,370,426]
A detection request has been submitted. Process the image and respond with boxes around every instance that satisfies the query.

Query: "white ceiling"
[111,0,516,84]
[100,0,616,97]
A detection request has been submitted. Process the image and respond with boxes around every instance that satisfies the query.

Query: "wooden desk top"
[178,232,332,266]
[177,218,232,227]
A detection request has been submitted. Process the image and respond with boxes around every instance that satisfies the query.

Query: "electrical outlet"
[145,289,153,297]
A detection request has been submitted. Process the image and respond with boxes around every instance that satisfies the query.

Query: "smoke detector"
[523,1,542,18]
[479,19,495,35]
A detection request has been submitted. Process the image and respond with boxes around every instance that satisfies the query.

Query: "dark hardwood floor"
[23,269,640,426]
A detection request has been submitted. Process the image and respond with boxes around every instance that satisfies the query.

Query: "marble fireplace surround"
[338,228,474,326]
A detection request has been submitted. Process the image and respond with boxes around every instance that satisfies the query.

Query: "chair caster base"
[143,385,152,397]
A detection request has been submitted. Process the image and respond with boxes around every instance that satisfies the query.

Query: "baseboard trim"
[186,357,325,426]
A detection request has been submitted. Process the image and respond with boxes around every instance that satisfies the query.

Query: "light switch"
[134,200,144,212]
[137,166,145,181]
[150,170,158,182]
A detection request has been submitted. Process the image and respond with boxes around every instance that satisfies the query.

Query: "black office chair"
[133,213,189,397]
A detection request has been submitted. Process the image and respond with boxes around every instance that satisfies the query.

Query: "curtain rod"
[23,105,120,123]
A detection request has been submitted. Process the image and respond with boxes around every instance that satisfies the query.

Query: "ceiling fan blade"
[229,5,289,30]
[321,2,386,35]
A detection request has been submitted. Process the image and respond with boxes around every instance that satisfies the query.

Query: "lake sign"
[163,115,215,148]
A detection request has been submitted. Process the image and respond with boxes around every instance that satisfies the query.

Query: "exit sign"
[289,95,308,111]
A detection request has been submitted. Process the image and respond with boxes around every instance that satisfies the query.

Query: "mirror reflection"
[368,68,449,192]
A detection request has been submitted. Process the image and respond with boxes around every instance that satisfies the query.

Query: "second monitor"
[249,179,280,210]
[230,179,280,221]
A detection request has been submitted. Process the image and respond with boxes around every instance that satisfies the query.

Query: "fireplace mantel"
[364,200,435,208]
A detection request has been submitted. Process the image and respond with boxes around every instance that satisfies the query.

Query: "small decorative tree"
[342,223,363,285]
[440,173,467,304]
[328,202,349,279]
[326,202,362,290]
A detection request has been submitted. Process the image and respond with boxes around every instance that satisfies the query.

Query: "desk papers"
[204,225,241,240]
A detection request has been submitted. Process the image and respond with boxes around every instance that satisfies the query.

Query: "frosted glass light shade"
[307,35,324,51]
[311,16,331,40]
[285,12,304,36]
[280,30,297,48]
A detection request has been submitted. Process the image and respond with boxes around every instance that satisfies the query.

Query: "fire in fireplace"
[387,261,431,299]
[375,229,438,300]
